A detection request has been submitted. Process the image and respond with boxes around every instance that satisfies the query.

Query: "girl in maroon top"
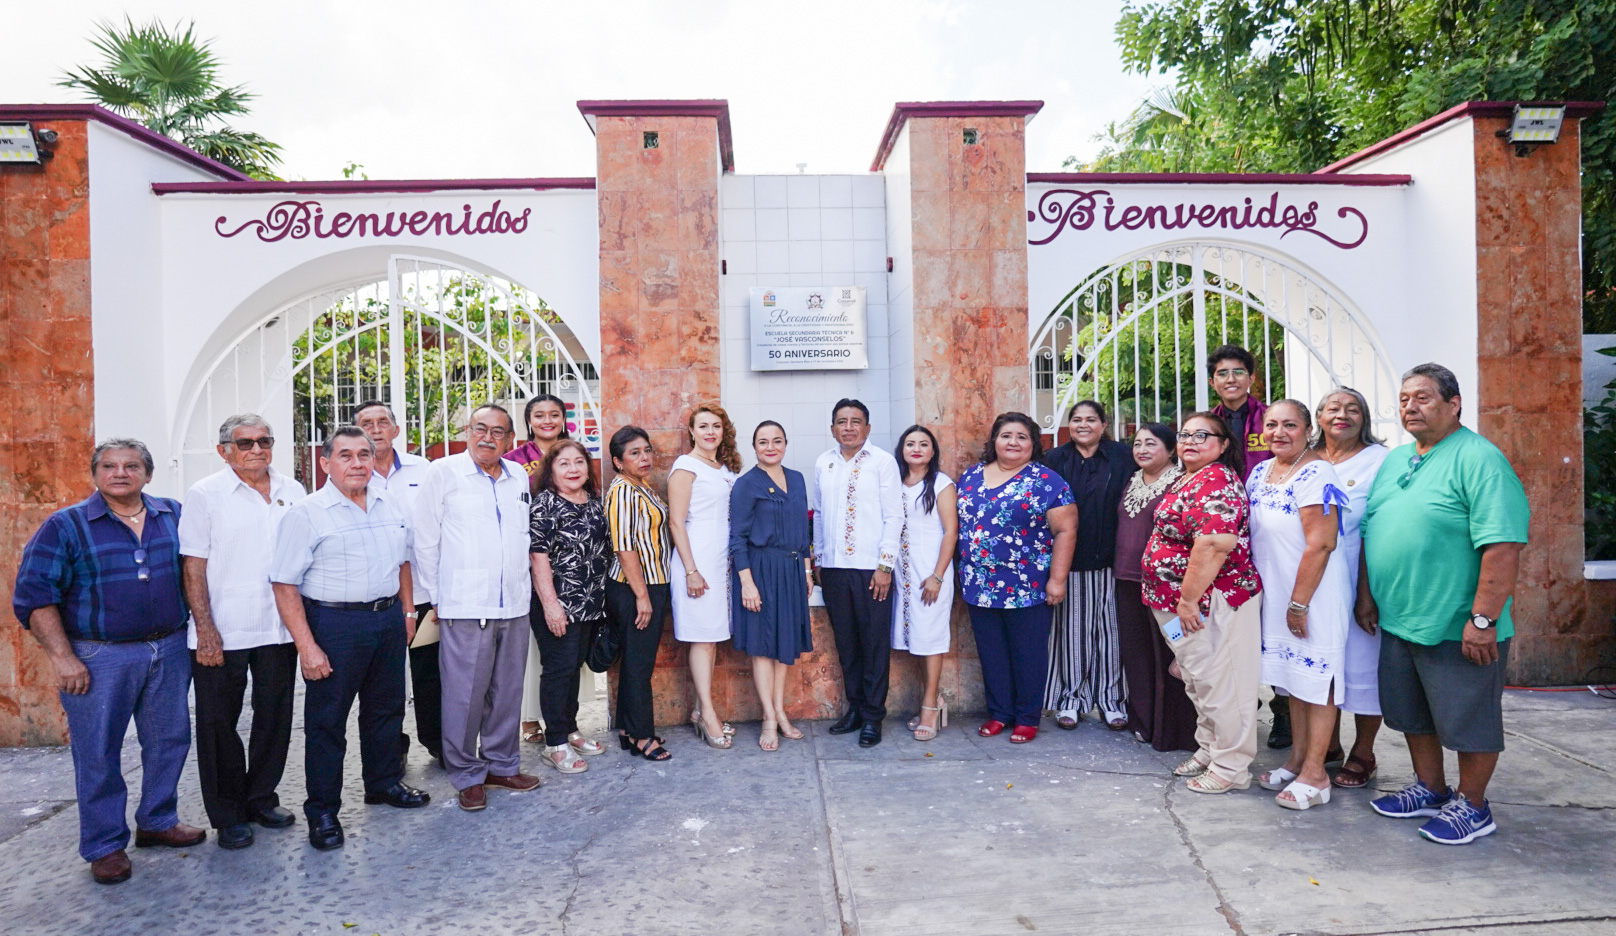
[1140,412,1264,794]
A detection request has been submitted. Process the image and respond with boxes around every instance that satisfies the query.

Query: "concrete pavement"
[0,688,1612,935]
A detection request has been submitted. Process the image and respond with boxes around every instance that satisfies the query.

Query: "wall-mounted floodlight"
[0,121,44,164]
[1502,104,1565,157]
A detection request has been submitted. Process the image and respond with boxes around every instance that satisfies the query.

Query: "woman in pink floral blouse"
[1141,411,1264,794]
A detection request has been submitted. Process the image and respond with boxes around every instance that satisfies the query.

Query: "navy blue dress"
[729,466,813,663]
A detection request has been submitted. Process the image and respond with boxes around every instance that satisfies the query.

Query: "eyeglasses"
[1176,430,1227,444]
[132,548,150,582]
[231,437,274,451]
[1214,368,1250,379]
[469,424,512,440]
[1397,453,1426,488]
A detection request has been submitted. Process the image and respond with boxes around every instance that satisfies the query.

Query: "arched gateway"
[1030,239,1399,440]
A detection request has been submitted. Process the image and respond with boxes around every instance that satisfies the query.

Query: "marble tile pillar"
[0,121,93,745]
[1471,115,1608,682]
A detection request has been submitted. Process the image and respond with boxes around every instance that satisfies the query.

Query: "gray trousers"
[439,614,530,790]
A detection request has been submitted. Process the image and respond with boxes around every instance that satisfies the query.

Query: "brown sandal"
[1332,753,1377,789]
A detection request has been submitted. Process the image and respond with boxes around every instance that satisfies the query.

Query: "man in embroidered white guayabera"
[812,399,902,748]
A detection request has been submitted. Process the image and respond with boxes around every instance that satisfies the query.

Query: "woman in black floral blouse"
[529,439,611,773]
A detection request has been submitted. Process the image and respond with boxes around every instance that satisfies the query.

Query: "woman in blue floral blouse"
[956,412,1077,743]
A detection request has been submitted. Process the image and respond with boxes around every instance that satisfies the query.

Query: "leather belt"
[77,627,184,645]
[304,595,399,612]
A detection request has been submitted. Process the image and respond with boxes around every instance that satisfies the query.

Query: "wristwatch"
[877,563,894,575]
[1469,613,1494,630]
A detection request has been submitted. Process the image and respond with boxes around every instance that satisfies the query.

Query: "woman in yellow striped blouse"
[604,426,675,761]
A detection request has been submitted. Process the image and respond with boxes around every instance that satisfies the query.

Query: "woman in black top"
[529,439,610,773]
[1041,401,1138,730]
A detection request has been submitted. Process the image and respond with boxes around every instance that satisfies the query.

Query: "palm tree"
[59,17,283,180]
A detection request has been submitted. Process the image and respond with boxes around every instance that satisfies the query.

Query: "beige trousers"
[1152,590,1262,785]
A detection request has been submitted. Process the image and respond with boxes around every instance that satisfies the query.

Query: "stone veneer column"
[582,101,725,727]
[0,121,93,745]
[1472,115,1608,682]
[879,103,1042,717]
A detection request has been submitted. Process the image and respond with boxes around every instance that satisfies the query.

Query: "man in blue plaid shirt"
[11,439,206,884]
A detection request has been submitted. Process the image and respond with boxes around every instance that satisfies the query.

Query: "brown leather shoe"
[484,772,541,793]
[90,849,132,884]
[457,784,487,811]
[134,823,207,848]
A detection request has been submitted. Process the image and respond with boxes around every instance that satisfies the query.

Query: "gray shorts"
[1378,632,1508,753]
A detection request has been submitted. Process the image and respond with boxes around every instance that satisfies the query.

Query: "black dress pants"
[406,603,442,759]
[192,642,298,828]
[605,579,669,742]
[302,602,406,818]
[821,567,893,722]
[533,613,601,747]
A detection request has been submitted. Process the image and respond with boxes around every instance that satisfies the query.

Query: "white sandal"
[567,732,605,756]
[1173,752,1212,777]
[1258,767,1299,791]
[1276,779,1331,810]
[543,744,589,774]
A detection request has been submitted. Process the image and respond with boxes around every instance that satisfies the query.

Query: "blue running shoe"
[1418,794,1497,845]
[1370,780,1453,818]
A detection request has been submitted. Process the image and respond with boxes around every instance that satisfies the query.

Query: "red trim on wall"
[1320,100,1605,173]
[0,103,249,180]
[870,101,1045,171]
[1027,172,1410,186]
[151,178,596,195]
[576,99,734,172]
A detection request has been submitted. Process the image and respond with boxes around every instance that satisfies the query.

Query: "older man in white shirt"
[271,426,429,851]
[413,404,541,811]
[179,414,306,851]
[354,399,442,765]
[813,399,903,748]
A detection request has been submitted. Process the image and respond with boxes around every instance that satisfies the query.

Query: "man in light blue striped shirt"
[270,426,430,851]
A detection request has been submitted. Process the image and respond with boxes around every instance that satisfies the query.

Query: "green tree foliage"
[1076,0,1615,332]
[1587,346,1616,560]
[59,17,283,179]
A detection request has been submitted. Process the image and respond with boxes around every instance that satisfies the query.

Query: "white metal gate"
[1029,241,1400,442]
[175,255,601,490]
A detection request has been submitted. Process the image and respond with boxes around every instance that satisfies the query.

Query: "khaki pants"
[1152,590,1262,785]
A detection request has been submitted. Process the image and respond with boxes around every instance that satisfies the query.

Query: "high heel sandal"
[691,709,736,737]
[629,736,672,761]
[693,717,734,749]
[759,721,780,752]
[912,702,949,741]
[778,719,805,741]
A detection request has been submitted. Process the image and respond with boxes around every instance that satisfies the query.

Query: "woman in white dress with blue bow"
[1246,399,1353,811]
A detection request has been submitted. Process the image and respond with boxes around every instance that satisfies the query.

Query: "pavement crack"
[1342,914,1616,935]
[560,761,639,935]
[1489,798,1616,811]
[1501,728,1613,775]
[1162,781,1246,936]
[1037,762,1174,779]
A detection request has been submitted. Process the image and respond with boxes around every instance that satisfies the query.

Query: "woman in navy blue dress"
[730,420,814,752]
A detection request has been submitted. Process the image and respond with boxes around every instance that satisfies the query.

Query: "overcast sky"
[4,1,1158,180]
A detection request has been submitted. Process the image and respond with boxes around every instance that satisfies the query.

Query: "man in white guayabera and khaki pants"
[412,404,541,811]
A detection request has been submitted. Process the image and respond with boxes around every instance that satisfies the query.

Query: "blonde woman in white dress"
[669,404,742,749]
[891,426,958,741]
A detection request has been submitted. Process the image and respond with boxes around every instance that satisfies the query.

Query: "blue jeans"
[59,630,192,861]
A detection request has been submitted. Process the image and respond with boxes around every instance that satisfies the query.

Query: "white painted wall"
[719,173,889,474]
[87,178,600,496]
[883,129,916,436]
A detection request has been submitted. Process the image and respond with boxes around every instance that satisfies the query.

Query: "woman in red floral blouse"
[1141,412,1263,794]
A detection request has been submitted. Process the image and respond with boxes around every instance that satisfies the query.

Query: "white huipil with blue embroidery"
[1247,459,1354,705]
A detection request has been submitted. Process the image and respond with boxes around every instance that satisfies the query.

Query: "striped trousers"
[1043,569,1126,714]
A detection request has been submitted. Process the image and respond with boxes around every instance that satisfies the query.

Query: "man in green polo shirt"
[1357,363,1528,846]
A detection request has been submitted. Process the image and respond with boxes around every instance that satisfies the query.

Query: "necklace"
[1265,447,1309,485]
[108,504,147,521]
[1321,444,1362,466]
[1122,464,1182,517]
[691,450,722,469]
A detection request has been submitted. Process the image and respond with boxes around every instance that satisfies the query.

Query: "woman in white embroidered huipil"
[890,426,958,742]
[1246,399,1352,811]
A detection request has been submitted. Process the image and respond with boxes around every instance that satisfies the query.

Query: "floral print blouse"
[529,490,609,622]
[1140,463,1260,614]
[955,462,1075,609]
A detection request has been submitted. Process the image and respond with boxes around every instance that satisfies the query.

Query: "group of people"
[11,348,1529,884]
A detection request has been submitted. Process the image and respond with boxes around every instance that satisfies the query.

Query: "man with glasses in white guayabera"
[1358,362,1528,845]
[179,414,306,851]
[12,439,205,884]
[411,405,542,811]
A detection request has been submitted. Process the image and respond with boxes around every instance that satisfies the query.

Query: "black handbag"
[585,617,622,673]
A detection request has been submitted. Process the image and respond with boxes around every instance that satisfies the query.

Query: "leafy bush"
[1588,346,1616,560]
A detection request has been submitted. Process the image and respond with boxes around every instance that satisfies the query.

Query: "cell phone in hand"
[1162,618,1185,643]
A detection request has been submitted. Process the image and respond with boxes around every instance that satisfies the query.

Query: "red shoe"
[1010,725,1039,744]
[978,720,1006,737]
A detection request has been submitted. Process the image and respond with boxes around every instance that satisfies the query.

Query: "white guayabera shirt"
[410,452,532,619]
[812,440,902,571]
[179,466,307,650]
